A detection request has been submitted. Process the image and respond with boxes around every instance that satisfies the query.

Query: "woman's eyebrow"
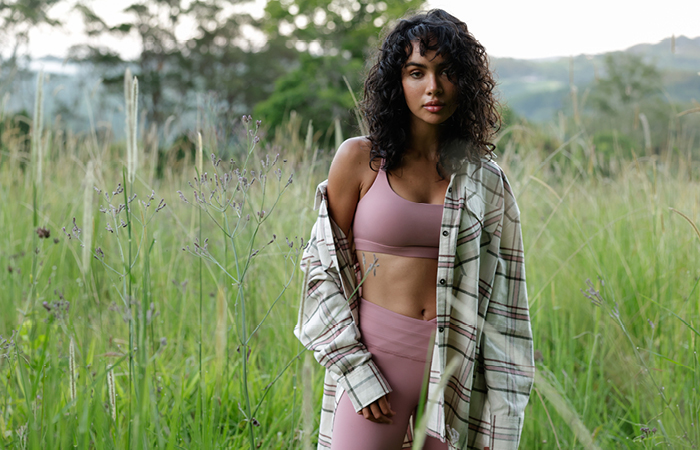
[404,61,449,69]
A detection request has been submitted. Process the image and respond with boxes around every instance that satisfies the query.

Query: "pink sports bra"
[352,165,443,259]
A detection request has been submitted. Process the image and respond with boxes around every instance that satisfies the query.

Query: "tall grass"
[0,80,698,449]
[503,123,700,448]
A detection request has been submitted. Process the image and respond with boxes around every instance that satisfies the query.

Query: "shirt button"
[448,188,452,193]
[438,327,445,333]
[442,230,448,236]
[439,279,446,285]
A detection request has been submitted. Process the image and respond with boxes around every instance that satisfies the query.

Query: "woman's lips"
[424,105,444,113]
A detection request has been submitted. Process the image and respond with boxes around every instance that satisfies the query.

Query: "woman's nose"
[427,73,443,95]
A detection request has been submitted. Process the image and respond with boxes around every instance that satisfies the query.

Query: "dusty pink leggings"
[330,299,448,450]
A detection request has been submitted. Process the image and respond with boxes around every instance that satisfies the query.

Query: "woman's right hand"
[358,394,395,424]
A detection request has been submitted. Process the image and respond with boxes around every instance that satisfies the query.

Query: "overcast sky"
[22,0,700,61]
[432,0,700,59]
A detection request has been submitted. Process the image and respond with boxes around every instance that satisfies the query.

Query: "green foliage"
[0,107,308,449]
[591,130,638,164]
[545,54,699,163]
[589,53,663,115]
[154,132,195,178]
[70,0,276,122]
[492,38,700,124]
[259,0,425,140]
[499,104,518,129]
[2,80,700,448]
[0,109,31,143]
[254,53,362,141]
[68,0,428,131]
[264,0,424,59]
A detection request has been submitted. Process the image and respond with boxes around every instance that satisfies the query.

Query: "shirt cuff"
[336,360,392,412]
[487,415,524,450]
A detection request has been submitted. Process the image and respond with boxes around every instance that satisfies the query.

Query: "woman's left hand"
[358,394,395,424]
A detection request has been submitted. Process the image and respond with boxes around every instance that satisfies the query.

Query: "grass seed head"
[107,368,116,422]
[69,338,77,402]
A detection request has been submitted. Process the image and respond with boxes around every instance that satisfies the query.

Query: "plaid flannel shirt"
[295,159,534,450]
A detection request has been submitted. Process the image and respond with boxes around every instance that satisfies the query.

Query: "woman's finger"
[377,396,395,417]
[362,406,371,420]
[370,402,383,420]
[369,403,392,424]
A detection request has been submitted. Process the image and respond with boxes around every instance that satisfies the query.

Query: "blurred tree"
[256,0,425,140]
[0,0,63,58]
[186,2,296,117]
[71,0,425,140]
[586,53,668,155]
[589,53,662,115]
[72,0,202,123]
[0,0,64,91]
[255,52,363,141]
[71,0,289,124]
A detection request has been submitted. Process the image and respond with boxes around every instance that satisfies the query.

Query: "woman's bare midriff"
[356,250,438,321]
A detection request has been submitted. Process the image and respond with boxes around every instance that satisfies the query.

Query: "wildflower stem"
[251,346,307,417]
[221,202,229,384]
[245,248,297,343]
[122,169,135,445]
[26,183,39,317]
[198,172,204,442]
[241,118,257,449]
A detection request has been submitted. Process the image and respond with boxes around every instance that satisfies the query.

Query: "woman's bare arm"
[326,137,374,236]
[326,137,395,423]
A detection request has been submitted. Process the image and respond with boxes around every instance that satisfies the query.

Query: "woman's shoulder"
[332,136,374,168]
[329,136,378,183]
[326,137,377,234]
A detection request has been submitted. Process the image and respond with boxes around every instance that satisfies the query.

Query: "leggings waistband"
[359,298,436,362]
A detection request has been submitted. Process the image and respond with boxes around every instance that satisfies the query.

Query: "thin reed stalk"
[82,161,95,275]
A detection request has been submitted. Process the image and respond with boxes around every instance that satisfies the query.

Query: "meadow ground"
[0,94,699,449]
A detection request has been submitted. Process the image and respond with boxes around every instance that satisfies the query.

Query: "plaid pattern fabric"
[295,159,535,450]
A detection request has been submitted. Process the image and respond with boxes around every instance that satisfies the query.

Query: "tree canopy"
[60,0,424,139]
[589,53,663,115]
[257,0,424,137]
[0,0,64,90]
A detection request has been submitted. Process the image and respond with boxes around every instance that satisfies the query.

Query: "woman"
[296,9,534,450]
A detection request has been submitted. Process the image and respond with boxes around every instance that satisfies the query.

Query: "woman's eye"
[410,71,422,78]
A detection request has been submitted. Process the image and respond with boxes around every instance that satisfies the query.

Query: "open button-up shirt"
[295,159,534,449]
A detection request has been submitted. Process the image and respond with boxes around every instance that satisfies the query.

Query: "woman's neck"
[405,120,442,162]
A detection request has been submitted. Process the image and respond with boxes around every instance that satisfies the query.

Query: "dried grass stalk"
[82,161,95,274]
[69,338,77,403]
[32,70,45,186]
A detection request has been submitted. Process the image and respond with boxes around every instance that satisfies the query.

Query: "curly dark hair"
[361,9,501,175]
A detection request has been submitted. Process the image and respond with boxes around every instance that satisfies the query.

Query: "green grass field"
[0,86,699,449]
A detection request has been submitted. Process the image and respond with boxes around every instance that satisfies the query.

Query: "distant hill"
[491,35,700,122]
[6,36,700,131]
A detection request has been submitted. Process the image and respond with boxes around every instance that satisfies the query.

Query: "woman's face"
[401,40,458,130]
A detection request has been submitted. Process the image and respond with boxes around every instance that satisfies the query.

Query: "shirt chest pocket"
[453,197,483,275]
[455,194,501,255]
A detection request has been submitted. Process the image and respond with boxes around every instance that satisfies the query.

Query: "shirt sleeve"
[295,200,392,412]
[478,172,535,449]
